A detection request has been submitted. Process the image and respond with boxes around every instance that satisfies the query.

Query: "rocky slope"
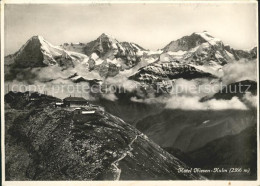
[224,45,257,60]
[129,60,215,84]
[163,124,257,180]
[188,125,257,180]
[5,91,204,180]
[136,109,257,152]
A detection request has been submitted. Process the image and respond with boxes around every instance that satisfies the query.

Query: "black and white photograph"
[1,1,259,184]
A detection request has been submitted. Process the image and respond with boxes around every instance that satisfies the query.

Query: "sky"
[4,3,257,55]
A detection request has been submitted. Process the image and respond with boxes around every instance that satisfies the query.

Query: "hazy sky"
[5,3,257,55]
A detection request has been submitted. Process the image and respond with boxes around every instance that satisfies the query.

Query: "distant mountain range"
[5,31,257,81]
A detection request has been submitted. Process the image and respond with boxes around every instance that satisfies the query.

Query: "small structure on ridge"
[63,96,89,107]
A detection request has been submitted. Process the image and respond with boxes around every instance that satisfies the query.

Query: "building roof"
[81,110,96,114]
[55,102,63,105]
[63,97,88,102]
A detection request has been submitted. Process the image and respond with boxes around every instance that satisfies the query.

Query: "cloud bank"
[165,96,247,110]
[222,59,257,85]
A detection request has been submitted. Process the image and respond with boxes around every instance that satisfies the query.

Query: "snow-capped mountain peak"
[158,31,256,77]
[194,31,223,45]
[194,31,221,45]
[6,35,89,68]
[99,33,116,39]
[81,34,149,77]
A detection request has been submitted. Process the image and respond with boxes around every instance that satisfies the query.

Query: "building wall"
[64,101,89,107]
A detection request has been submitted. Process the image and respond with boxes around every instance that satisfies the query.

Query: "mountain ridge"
[5,91,205,180]
[4,31,257,81]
